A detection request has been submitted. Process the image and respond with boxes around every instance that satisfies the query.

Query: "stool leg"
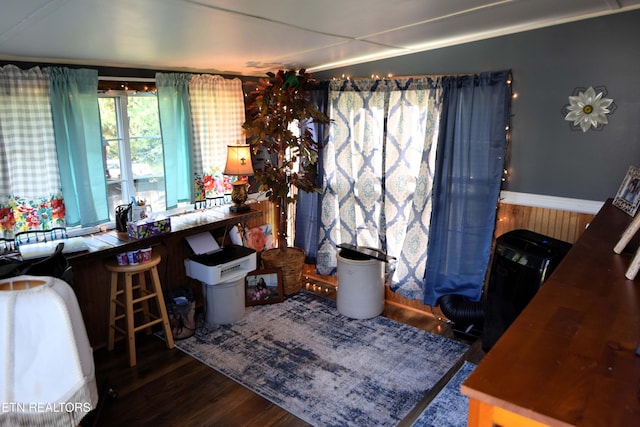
[149,265,175,349]
[137,272,152,335]
[107,271,118,352]
[124,272,137,367]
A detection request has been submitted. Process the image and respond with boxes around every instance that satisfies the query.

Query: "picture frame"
[613,166,640,216]
[245,268,284,306]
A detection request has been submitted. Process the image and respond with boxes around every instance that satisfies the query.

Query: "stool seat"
[105,253,174,367]
[104,251,161,272]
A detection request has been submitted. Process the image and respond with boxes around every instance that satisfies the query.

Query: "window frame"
[98,89,166,221]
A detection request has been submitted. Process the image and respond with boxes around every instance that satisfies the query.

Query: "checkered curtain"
[0,65,64,238]
[0,65,61,197]
[189,75,245,174]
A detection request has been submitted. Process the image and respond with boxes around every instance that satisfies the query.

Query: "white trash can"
[202,276,245,326]
[337,250,385,319]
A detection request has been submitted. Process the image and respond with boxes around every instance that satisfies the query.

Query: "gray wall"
[315,10,640,202]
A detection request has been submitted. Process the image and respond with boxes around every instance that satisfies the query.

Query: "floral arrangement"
[0,194,66,239]
[194,167,235,201]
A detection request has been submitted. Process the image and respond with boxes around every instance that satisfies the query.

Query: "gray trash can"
[202,275,246,327]
[336,244,393,319]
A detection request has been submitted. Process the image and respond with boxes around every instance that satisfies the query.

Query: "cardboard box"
[127,217,171,240]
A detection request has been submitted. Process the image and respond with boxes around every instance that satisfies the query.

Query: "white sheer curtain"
[189,75,245,174]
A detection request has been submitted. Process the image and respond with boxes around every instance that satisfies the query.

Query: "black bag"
[0,257,28,279]
[165,287,196,340]
[0,243,71,282]
[115,203,132,232]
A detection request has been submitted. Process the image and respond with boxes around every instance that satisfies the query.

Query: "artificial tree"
[242,69,329,293]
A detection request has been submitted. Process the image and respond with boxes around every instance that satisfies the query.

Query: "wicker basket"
[261,247,306,295]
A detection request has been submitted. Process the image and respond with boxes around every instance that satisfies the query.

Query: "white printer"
[183,232,256,325]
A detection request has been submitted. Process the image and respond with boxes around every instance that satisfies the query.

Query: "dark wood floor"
[88,282,485,427]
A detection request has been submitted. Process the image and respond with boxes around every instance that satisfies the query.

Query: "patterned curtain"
[0,65,65,239]
[189,75,245,176]
[317,78,442,302]
[318,79,386,271]
[318,72,510,304]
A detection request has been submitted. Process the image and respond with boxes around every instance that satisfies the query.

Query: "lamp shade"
[223,145,254,176]
[0,276,98,426]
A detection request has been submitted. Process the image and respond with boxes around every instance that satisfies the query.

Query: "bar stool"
[105,253,174,367]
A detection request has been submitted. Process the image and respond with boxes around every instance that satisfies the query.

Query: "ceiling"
[1,0,639,77]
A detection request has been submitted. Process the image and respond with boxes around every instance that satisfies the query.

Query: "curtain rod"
[325,71,509,81]
[98,76,156,82]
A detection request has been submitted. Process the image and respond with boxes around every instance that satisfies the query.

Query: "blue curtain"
[424,71,511,306]
[294,82,329,263]
[48,67,109,227]
[156,73,194,209]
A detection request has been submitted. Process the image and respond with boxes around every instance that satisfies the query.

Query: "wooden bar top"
[67,207,260,262]
[462,199,640,426]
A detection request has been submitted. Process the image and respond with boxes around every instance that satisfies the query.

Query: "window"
[99,91,166,220]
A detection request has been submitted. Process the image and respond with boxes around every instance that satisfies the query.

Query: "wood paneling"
[494,202,594,244]
[384,202,594,314]
[246,200,276,230]
[259,201,596,315]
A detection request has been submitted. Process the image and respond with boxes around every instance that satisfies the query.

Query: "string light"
[325,72,515,190]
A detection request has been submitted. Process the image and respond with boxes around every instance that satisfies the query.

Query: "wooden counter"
[461,199,640,426]
[67,208,261,349]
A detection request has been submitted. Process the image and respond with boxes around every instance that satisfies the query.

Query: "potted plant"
[243,69,330,295]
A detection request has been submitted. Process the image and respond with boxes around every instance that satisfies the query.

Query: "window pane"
[129,96,165,212]
[99,93,166,221]
[99,97,124,219]
[99,97,120,179]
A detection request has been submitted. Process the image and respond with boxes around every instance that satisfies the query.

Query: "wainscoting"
[256,198,598,315]
[493,201,595,244]
[385,201,597,314]
[245,199,277,230]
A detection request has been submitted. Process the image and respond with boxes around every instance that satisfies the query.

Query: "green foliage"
[99,94,163,173]
[243,69,329,201]
[243,69,330,248]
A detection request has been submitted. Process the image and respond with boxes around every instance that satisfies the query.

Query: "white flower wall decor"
[562,86,616,132]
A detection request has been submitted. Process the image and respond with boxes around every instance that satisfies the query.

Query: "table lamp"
[224,144,254,213]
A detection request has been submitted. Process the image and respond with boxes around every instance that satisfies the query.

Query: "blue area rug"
[411,361,477,427]
[175,291,468,427]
